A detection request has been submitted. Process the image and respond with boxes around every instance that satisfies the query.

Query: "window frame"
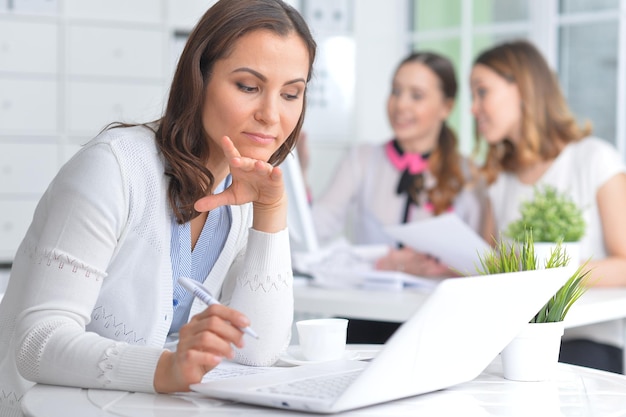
[408,0,626,160]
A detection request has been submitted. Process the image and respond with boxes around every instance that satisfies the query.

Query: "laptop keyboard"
[257,369,362,400]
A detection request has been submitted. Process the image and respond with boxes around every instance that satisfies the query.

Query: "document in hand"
[385,213,491,275]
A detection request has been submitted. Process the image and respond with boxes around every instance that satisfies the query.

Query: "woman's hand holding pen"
[194,135,287,233]
[154,304,252,393]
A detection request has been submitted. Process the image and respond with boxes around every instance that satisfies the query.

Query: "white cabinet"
[0,20,57,74]
[12,0,58,15]
[67,81,165,133]
[65,23,166,135]
[0,20,58,135]
[0,79,57,133]
[0,2,213,262]
[67,25,164,79]
[64,0,161,24]
[165,0,217,30]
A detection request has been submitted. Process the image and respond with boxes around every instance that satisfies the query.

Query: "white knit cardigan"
[0,125,293,416]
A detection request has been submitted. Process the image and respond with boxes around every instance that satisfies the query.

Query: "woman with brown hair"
[471,39,626,373]
[0,0,316,412]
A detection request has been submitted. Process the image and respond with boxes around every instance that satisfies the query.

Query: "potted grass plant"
[506,185,586,269]
[476,231,592,381]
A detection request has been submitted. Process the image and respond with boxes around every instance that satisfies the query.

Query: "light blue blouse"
[169,176,232,334]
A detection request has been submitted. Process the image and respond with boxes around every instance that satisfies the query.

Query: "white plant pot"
[534,241,580,269]
[501,321,564,382]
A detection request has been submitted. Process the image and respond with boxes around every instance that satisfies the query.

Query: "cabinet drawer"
[0,78,57,133]
[68,25,163,79]
[67,81,165,134]
[0,199,38,262]
[0,20,57,74]
[166,0,217,30]
[12,0,59,15]
[65,0,161,24]
[0,143,58,194]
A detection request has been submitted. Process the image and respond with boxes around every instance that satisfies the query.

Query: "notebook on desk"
[191,267,573,414]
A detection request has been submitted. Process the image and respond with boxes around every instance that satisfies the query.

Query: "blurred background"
[0,0,624,264]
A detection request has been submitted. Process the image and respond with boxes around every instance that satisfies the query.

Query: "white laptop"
[191,267,572,414]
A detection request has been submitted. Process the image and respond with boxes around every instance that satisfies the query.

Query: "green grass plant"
[476,231,593,323]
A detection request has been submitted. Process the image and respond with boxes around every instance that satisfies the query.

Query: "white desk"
[21,357,626,416]
[294,283,626,370]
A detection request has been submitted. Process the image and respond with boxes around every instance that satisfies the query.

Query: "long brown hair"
[158,0,316,223]
[473,40,591,184]
[395,52,466,214]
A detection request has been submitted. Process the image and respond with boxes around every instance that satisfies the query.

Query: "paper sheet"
[292,240,439,290]
[385,213,491,275]
[202,361,283,382]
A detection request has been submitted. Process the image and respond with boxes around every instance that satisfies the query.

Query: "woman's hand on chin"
[194,136,287,233]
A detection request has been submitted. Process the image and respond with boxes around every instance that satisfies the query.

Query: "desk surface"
[22,357,626,417]
[294,282,626,329]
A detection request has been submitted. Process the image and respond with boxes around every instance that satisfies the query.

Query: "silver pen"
[178,276,259,339]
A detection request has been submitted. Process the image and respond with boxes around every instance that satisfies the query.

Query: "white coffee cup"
[296,318,348,361]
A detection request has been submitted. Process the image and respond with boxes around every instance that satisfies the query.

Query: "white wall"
[354,0,406,144]
[305,0,408,198]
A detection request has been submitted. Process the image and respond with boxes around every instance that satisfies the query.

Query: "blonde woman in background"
[471,39,626,373]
